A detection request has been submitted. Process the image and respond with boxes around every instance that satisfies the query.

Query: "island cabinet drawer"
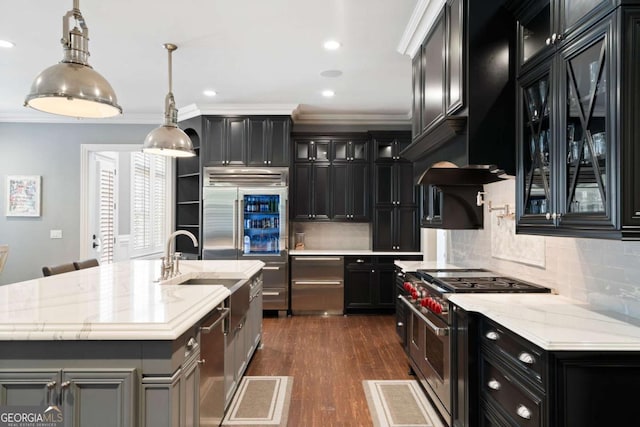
[481,318,546,386]
[480,353,545,427]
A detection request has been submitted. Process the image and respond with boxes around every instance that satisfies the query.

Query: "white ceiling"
[0,0,418,124]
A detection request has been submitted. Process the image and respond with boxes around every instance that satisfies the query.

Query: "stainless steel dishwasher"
[199,301,230,426]
[291,256,344,315]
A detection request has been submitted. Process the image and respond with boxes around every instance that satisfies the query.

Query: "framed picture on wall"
[5,175,41,217]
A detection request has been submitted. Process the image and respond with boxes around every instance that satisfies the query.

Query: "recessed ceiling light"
[320,69,343,78]
[0,40,15,48]
[203,90,217,97]
[323,40,341,50]
[322,90,335,98]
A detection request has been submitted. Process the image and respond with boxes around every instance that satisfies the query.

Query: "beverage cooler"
[202,167,289,311]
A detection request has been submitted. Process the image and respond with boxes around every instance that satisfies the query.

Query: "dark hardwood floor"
[245,314,414,426]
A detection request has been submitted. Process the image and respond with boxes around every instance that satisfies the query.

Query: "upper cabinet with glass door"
[516,5,640,239]
[508,0,618,70]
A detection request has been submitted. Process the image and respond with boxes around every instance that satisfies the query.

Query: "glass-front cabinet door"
[518,64,555,227]
[517,14,616,233]
[557,16,614,228]
[513,0,615,70]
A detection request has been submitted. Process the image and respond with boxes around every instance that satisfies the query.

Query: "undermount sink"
[179,278,246,293]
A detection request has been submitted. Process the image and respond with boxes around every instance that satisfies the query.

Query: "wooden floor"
[245,314,414,426]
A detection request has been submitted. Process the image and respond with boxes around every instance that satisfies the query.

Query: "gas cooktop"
[414,269,550,293]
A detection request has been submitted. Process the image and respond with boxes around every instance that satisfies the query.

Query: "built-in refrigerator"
[202,167,288,311]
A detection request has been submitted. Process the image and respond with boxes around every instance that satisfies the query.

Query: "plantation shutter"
[131,152,168,256]
[98,166,115,264]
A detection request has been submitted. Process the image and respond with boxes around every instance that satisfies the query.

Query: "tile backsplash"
[291,222,371,250]
[444,179,640,319]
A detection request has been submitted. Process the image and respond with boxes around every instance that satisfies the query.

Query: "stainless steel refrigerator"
[202,167,289,311]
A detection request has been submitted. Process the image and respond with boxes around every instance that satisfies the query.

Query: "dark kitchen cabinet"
[331,162,370,221]
[204,116,291,167]
[420,10,447,133]
[175,117,202,258]
[476,316,640,427]
[515,6,640,239]
[344,255,421,313]
[405,0,517,184]
[203,117,247,166]
[332,138,370,221]
[292,162,330,221]
[291,134,371,222]
[412,0,464,141]
[247,117,291,166]
[372,132,419,251]
[508,0,619,71]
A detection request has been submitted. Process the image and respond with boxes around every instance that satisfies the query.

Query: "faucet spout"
[161,230,198,280]
[165,230,198,262]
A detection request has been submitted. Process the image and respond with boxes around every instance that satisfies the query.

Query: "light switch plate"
[50,229,62,239]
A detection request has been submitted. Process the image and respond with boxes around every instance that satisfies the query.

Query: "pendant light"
[24,0,121,118]
[142,43,195,158]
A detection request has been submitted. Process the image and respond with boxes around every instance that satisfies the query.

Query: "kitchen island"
[0,259,264,427]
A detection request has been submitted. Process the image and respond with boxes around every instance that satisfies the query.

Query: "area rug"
[222,376,293,426]
[363,380,444,427]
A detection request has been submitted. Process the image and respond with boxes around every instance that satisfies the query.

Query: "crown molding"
[292,112,411,126]
[0,104,409,126]
[397,0,447,58]
[178,103,300,121]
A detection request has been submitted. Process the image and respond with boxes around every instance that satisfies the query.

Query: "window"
[131,152,169,257]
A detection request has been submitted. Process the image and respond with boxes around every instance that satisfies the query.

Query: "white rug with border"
[222,376,293,427]
[363,380,444,427]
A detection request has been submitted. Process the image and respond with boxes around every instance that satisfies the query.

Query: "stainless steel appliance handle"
[234,199,239,251]
[399,295,449,337]
[262,266,281,270]
[293,257,342,261]
[263,291,280,296]
[294,281,342,286]
[200,307,230,334]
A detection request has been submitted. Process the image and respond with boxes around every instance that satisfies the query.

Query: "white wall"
[440,179,640,318]
[0,122,155,285]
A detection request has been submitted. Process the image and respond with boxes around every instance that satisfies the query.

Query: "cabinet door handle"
[516,404,532,420]
[518,352,535,365]
[485,331,500,341]
[397,322,404,327]
[487,379,501,390]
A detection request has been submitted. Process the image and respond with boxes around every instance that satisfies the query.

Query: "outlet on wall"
[50,230,62,239]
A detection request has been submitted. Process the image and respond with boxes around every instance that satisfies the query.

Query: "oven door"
[402,295,451,420]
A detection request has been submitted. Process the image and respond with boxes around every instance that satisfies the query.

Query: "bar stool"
[73,258,99,270]
[42,263,76,277]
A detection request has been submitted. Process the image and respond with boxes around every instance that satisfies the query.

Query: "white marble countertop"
[0,260,264,341]
[449,293,640,351]
[289,250,422,256]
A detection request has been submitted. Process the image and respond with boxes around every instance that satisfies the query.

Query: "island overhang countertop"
[0,260,264,341]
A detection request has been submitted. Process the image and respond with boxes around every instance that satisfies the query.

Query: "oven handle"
[399,295,449,337]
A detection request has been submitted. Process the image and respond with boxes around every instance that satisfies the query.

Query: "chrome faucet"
[161,230,198,280]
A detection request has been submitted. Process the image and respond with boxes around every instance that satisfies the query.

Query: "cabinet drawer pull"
[356,259,365,263]
[397,322,404,327]
[516,404,532,420]
[487,379,501,390]
[485,331,500,341]
[518,352,535,365]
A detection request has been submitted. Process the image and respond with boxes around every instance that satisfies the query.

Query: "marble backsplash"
[445,179,640,319]
[290,222,371,250]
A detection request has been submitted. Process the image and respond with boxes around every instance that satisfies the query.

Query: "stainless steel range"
[396,268,549,426]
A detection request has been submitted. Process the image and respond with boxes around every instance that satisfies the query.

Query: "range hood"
[418,163,508,229]
[417,164,507,186]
